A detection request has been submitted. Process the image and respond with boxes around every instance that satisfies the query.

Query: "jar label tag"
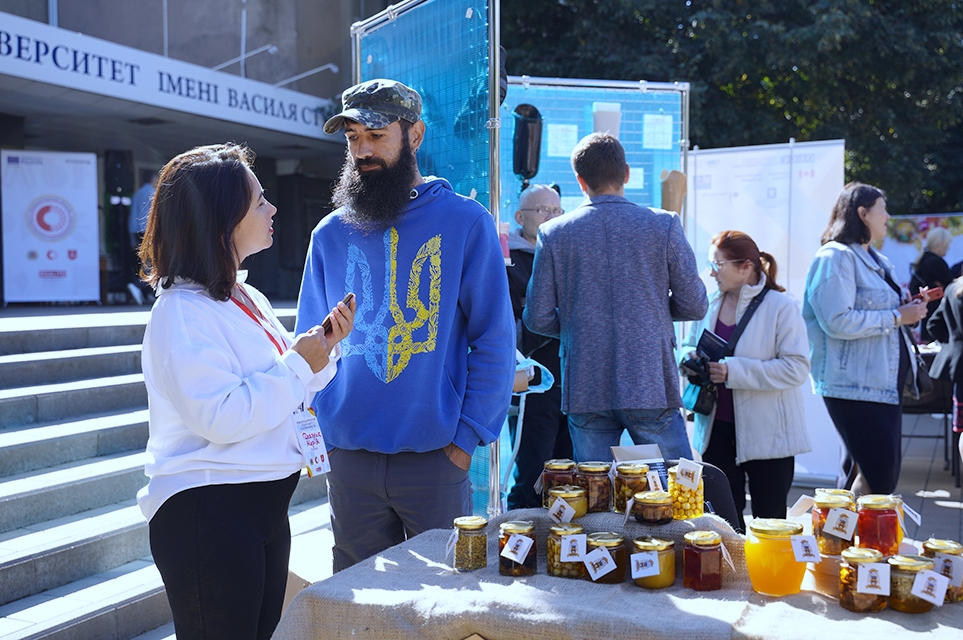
[787,494,814,517]
[583,547,616,581]
[903,503,922,526]
[534,472,544,495]
[935,553,963,588]
[646,469,663,492]
[824,508,858,541]
[912,569,949,606]
[674,458,703,491]
[857,562,890,595]
[445,528,458,564]
[790,535,822,563]
[292,409,330,477]
[560,534,586,561]
[622,498,635,526]
[896,509,907,537]
[719,541,735,571]
[630,551,660,579]
[500,533,534,564]
[547,497,576,523]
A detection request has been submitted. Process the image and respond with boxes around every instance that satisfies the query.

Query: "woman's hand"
[292,327,330,373]
[897,299,928,325]
[708,361,728,384]
[325,297,357,346]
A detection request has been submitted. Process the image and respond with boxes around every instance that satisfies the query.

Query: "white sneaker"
[127,282,144,305]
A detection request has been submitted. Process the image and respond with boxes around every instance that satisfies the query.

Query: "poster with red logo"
[2,150,99,302]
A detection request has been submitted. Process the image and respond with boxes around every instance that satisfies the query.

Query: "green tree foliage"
[502,0,963,214]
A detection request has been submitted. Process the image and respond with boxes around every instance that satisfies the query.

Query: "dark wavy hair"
[711,230,785,293]
[138,143,255,301]
[821,182,886,246]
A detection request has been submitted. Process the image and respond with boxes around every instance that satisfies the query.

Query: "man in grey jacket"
[524,133,707,462]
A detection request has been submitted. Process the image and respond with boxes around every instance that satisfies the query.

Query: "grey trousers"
[327,447,472,572]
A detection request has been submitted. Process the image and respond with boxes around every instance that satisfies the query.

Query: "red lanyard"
[230,286,286,356]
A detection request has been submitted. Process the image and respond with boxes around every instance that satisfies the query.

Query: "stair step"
[0,375,146,430]
[0,560,169,640]
[0,312,150,357]
[0,345,142,391]
[0,411,149,478]
[130,622,174,640]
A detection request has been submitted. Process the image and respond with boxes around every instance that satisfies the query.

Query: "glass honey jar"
[887,555,936,613]
[812,492,855,556]
[586,532,627,584]
[631,536,675,589]
[839,547,887,613]
[745,519,807,596]
[498,520,537,577]
[613,463,649,514]
[921,538,963,603]
[547,484,588,519]
[541,459,577,507]
[668,465,704,519]
[857,494,900,557]
[452,516,487,572]
[547,522,587,579]
[633,490,674,525]
[814,487,855,501]
[683,531,722,591]
[576,462,612,513]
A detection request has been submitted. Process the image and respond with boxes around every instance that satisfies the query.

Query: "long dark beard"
[332,137,418,232]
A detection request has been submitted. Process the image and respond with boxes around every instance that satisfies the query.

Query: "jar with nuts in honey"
[547,522,587,579]
[887,555,936,613]
[633,490,673,525]
[452,516,487,572]
[586,532,627,584]
[812,492,855,556]
[839,547,887,613]
[921,538,963,603]
[576,462,612,513]
[668,465,704,519]
[614,463,649,514]
[541,459,577,507]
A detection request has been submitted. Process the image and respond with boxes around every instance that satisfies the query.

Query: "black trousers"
[823,395,903,494]
[702,419,795,533]
[149,472,300,640]
[506,383,573,509]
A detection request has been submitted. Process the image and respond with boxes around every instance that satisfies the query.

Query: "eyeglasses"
[707,259,743,271]
[520,206,564,218]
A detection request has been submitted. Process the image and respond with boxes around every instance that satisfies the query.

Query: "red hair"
[711,230,785,293]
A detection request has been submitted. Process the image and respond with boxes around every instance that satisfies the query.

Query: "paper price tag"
[292,409,330,477]
[720,541,735,572]
[547,497,576,524]
[445,529,458,563]
[533,472,544,495]
[675,458,703,491]
[903,503,922,526]
[630,551,660,579]
[646,470,663,492]
[897,509,907,537]
[559,534,586,562]
[935,553,963,588]
[499,534,534,565]
[622,498,635,526]
[911,569,949,606]
[823,508,858,541]
[788,494,814,517]
[857,563,890,596]
[583,547,617,581]
[790,535,822,563]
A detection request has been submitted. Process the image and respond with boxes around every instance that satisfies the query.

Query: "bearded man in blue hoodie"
[296,79,515,571]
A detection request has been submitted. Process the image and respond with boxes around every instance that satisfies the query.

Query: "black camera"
[681,353,711,386]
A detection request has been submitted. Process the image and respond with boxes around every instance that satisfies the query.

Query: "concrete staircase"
[0,308,332,640]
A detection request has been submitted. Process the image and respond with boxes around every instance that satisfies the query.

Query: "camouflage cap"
[323,79,422,134]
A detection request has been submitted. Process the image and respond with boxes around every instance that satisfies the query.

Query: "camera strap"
[723,288,769,357]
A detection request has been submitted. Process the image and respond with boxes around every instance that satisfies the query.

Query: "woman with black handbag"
[681,230,811,532]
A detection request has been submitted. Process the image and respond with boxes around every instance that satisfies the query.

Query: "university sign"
[0,11,337,140]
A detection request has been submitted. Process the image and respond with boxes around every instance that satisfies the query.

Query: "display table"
[273,509,963,639]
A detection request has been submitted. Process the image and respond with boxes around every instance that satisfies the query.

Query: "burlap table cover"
[273,508,963,639]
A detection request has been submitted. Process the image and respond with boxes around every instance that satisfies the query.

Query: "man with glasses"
[506,184,573,508]
[524,133,707,464]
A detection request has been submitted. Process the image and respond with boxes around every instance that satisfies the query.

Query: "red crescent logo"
[37,205,54,231]
[26,196,76,241]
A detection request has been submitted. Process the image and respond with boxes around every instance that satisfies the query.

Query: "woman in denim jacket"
[803,182,929,494]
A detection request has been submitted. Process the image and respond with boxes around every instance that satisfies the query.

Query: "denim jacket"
[802,241,905,405]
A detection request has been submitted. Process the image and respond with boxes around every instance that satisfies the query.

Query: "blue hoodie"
[296,178,515,455]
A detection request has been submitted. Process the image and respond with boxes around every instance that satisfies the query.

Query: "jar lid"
[668,465,678,475]
[813,493,855,509]
[684,531,722,547]
[499,520,535,535]
[453,515,487,531]
[841,547,883,564]
[635,490,672,504]
[577,461,612,473]
[616,462,649,475]
[633,536,675,552]
[887,554,935,572]
[748,518,804,538]
[548,484,586,499]
[922,538,963,556]
[544,458,576,471]
[587,531,624,548]
[857,494,899,510]
[549,522,584,536]
[815,487,855,500]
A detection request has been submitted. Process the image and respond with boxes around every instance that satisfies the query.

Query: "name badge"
[824,508,858,541]
[583,547,616,581]
[500,533,534,565]
[559,534,586,562]
[935,553,963,588]
[445,529,459,563]
[790,535,821,563]
[675,458,703,491]
[292,408,330,477]
[911,570,949,606]
[622,497,635,526]
[788,494,814,517]
[857,562,890,596]
[548,497,576,523]
[630,551,660,579]
[646,469,663,492]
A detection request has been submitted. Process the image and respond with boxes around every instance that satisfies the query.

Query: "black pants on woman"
[702,419,795,533]
[149,472,300,640]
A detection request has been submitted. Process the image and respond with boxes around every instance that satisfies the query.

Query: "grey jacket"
[523,195,707,414]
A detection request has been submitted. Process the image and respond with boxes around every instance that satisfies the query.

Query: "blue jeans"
[567,408,692,462]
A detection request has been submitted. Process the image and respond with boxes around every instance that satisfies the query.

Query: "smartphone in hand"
[321,293,356,334]
[912,286,944,302]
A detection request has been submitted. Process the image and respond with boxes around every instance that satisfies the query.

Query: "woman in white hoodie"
[681,230,811,532]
